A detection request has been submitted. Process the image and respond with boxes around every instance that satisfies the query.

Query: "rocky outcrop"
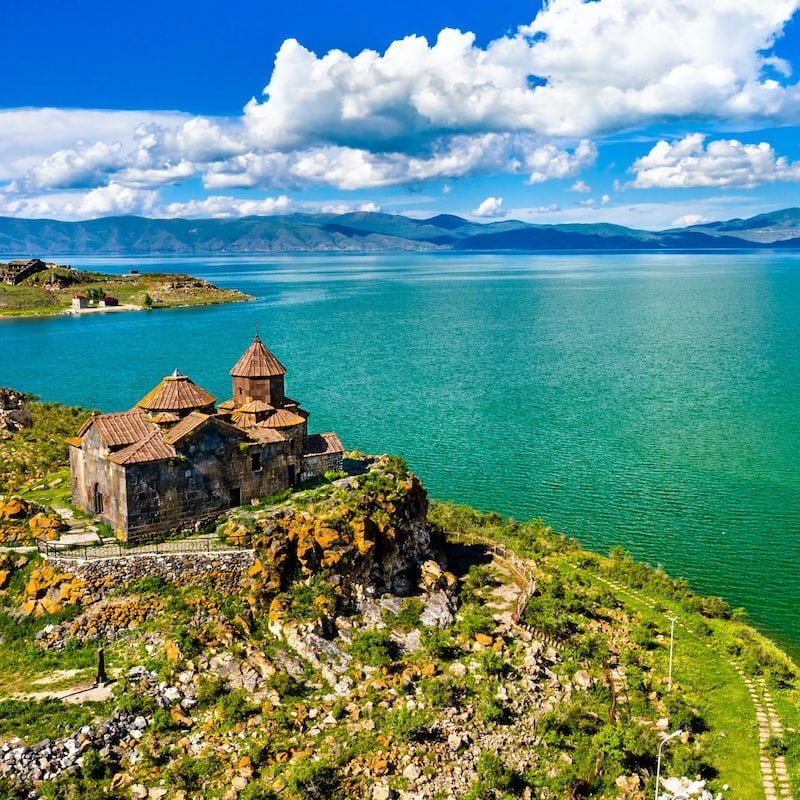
[0,712,147,787]
[229,455,433,612]
[22,564,90,617]
[0,389,31,433]
[0,495,65,544]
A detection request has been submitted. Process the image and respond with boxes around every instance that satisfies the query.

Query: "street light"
[667,616,677,692]
[654,729,684,800]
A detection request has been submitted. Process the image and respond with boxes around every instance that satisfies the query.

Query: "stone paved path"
[596,574,793,800]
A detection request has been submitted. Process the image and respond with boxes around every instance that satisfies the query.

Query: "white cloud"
[319,201,382,214]
[571,179,592,193]
[526,140,597,184]
[160,194,294,219]
[21,141,126,190]
[242,0,800,152]
[0,108,188,182]
[0,182,158,219]
[631,133,800,188]
[671,214,707,227]
[2,0,800,216]
[601,194,611,205]
[473,196,504,217]
[204,134,593,191]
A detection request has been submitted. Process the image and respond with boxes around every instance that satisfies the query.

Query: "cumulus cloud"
[320,201,382,214]
[631,133,800,188]
[571,179,592,193]
[671,214,708,227]
[243,0,800,150]
[3,0,800,217]
[0,183,158,219]
[0,108,188,182]
[473,196,504,217]
[203,134,594,191]
[160,194,294,219]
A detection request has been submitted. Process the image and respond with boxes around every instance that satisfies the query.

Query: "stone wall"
[300,449,343,482]
[45,549,256,596]
[124,427,293,543]
[70,426,129,532]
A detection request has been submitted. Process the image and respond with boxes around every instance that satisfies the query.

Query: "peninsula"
[0,259,251,318]
[0,385,797,800]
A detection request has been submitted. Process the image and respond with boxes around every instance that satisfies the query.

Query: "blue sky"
[2,0,800,228]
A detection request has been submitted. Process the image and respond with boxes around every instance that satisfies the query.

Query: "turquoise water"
[1,252,799,650]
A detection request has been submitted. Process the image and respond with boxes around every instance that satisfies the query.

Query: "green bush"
[196,674,226,706]
[218,689,257,724]
[456,605,495,639]
[422,628,458,662]
[286,757,342,799]
[396,597,424,630]
[348,630,397,668]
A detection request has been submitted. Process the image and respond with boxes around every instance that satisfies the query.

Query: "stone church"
[68,336,344,543]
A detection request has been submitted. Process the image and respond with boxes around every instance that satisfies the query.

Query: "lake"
[1,252,798,651]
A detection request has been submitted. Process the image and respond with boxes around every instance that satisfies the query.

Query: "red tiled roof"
[77,409,156,448]
[108,430,176,465]
[302,432,344,457]
[149,411,180,424]
[238,400,274,413]
[136,372,216,412]
[262,408,306,428]
[230,409,258,428]
[162,411,211,445]
[230,335,286,378]
[246,425,287,444]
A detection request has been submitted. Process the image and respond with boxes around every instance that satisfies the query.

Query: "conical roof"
[230,335,286,378]
[136,371,216,413]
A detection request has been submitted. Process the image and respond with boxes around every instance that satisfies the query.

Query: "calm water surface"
[1,252,798,650]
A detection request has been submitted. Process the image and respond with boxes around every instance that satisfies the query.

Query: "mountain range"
[2,207,800,255]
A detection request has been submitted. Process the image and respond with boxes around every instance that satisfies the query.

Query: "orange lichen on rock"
[22,564,90,617]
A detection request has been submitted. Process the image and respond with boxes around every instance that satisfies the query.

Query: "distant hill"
[675,208,800,243]
[2,207,800,255]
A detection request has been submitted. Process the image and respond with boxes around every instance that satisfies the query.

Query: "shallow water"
[1,252,798,650]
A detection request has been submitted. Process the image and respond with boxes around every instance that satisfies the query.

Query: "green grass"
[0,698,111,745]
[586,574,763,797]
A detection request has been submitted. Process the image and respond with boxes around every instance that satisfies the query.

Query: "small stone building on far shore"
[68,336,344,543]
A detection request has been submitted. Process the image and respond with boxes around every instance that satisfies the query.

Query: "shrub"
[422,628,458,662]
[218,689,257,724]
[396,597,424,630]
[456,605,495,639]
[80,748,107,780]
[349,630,397,668]
[196,674,226,706]
[286,757,342,799]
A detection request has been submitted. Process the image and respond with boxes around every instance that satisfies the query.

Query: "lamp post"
[667,616,677,692]
[654,729,683,800]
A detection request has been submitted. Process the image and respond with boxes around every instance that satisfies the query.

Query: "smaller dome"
[136,372,216,414]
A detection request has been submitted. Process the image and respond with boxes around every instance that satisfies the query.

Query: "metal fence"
[445,530,536,620]
[36,533,254,561]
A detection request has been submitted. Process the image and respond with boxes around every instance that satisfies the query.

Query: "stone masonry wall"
[45,550,256,596]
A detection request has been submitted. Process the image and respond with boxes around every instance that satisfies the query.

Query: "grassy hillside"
[0,400,797,799]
